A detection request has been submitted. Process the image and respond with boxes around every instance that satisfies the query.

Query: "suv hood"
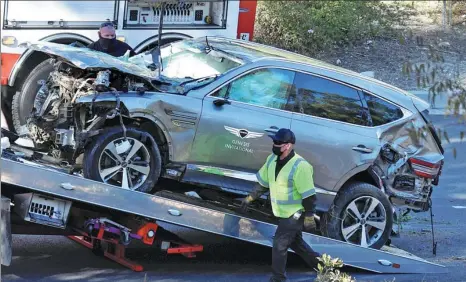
[19,41,158,81]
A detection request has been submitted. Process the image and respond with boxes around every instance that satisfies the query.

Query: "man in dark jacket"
[88,22,136,57]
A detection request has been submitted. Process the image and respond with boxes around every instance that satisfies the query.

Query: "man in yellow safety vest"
[240,128,321,282]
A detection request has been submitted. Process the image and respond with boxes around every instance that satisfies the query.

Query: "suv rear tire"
[320,182,393,249]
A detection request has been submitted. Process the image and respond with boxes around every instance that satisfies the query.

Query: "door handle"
[352,145,373,154]
[265,126,279,133]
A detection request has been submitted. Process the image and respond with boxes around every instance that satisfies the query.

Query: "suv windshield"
[158,40,243,81]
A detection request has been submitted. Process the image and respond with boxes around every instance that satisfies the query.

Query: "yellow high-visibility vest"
[256,153,316,218]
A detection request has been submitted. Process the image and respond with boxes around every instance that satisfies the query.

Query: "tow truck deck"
[0,141,447,275]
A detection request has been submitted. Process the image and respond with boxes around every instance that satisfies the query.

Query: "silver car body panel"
[18,38,433,115]
[76,92,339,211]
[18,41,158,80]
[1,157,447,274]
[30,36,443,212]
[77,91,203,162]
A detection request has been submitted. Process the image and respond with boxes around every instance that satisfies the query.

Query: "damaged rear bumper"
[374,111,444,212]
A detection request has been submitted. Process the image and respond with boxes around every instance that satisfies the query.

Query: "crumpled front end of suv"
[371,97,444,212]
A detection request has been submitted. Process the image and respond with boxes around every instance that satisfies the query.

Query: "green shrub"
[315,253,356,282]
[254,0,408,56]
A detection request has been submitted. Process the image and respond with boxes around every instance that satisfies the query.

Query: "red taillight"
[408,158,441,179]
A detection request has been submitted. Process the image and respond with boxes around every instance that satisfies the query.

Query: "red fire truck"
[0,0,257,131]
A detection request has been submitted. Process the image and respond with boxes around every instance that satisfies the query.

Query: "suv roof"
[202,36,395,86]
[202,36,337,66]
[199,36,430,114]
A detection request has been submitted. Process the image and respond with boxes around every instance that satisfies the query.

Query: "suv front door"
[187,68,296,193]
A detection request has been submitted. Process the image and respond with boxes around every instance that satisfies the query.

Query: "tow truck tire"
[83,126,162,193]
[12,59,55,133]
[320,182,393,250]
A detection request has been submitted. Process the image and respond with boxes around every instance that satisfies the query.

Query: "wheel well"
[50,38,88,45]
[137,37,184,54]
[103,117,170,166]
[9,37,90,95]
[344,170,379,189]
[4,36,92,131]
[7,52,49,95]
[135,33,192,54]
[2,52,52,132]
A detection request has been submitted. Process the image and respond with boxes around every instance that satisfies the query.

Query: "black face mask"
[272,146,283,156]
[98,36,116,51]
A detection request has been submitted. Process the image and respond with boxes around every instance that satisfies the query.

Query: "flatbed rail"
[1,155,447,274]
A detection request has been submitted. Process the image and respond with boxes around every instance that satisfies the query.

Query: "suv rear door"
[288,72,382,192]
[186,67,296,193]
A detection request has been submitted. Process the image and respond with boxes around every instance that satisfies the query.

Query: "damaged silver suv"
[13,37,444,249]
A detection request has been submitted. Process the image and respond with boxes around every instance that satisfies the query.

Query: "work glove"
[240,195,254,213]
[303,212,316,232]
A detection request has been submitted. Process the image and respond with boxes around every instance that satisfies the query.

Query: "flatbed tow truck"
[0,130,448,276]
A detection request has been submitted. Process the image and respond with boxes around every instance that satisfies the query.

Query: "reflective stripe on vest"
[270,157,304,205]
[256,154,276,188]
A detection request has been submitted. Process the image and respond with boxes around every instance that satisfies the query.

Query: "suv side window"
[363,92,404,126]
[212,68,295,110]
[292,72,368,126]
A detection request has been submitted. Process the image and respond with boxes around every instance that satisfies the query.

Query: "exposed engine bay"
[23,59,152,164]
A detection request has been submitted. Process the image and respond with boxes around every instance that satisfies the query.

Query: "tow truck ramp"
[1,156,447,274]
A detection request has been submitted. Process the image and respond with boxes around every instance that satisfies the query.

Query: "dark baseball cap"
[269,128,296,145]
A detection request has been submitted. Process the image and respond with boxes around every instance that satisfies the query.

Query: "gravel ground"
[315,10,466,92]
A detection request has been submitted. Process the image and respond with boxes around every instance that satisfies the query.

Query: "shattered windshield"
[128,38,243,93]
[159,40,242,80]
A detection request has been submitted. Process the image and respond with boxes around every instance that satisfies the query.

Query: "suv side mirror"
[213,98,231,107]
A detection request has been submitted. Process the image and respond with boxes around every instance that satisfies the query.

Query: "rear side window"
[291,72,369,126]
[363,92,404,126]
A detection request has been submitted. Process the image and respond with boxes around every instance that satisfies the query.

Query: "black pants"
[270,214,320,282]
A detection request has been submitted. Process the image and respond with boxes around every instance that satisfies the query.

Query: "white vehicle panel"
[1,0,240,55]
[5,1,116,22]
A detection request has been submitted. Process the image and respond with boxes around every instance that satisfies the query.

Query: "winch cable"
[429,198,437,256]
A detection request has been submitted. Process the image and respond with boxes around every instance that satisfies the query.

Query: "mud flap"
[1,196,12,266]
